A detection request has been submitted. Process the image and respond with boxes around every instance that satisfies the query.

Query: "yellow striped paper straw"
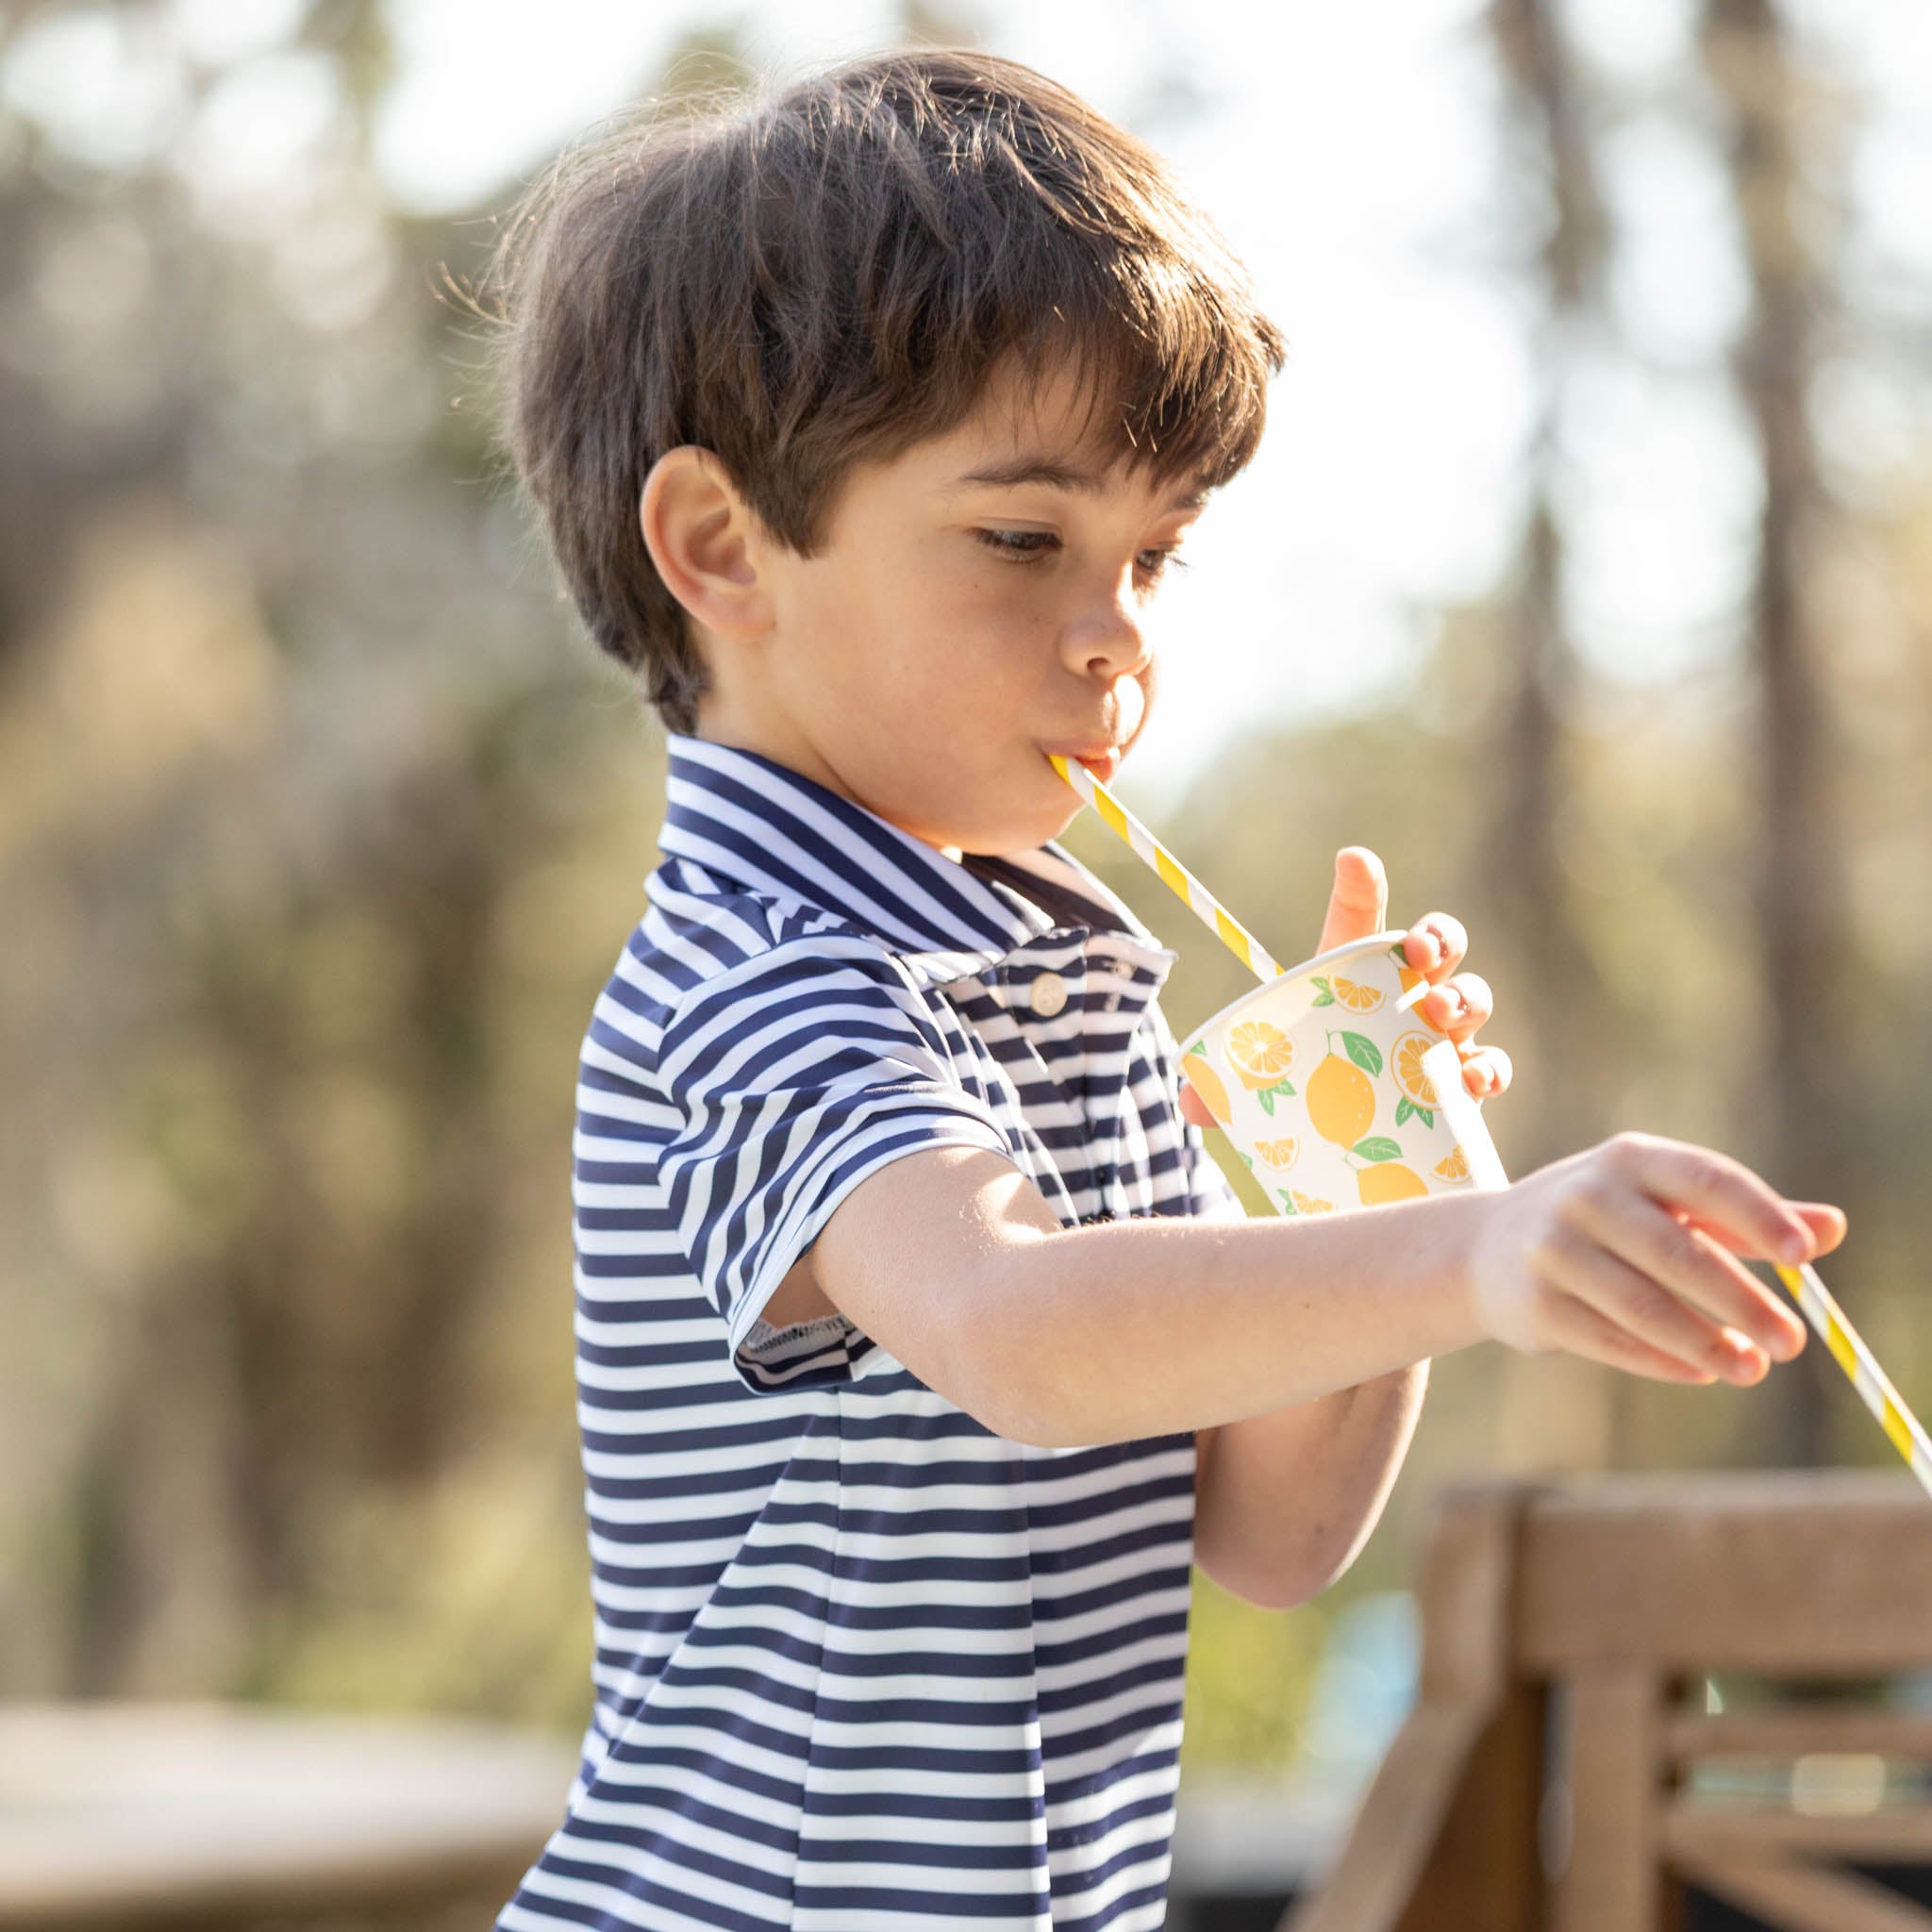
[1046,753,1285,985]
[1774,1261,1932,1502]
[1050,753,1931,1501]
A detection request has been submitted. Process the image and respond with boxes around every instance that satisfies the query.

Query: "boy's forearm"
[1194,1361,1429,1609]
[958,1191,1491,1447]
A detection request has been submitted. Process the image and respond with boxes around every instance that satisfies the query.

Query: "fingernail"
[1781,1229,1809,1263]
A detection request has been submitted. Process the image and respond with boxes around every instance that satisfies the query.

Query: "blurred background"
[2,0,1928,1918]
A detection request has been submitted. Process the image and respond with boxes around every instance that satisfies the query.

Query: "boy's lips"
[1041,743,1122,783]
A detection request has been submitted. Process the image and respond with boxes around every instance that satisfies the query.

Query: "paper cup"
[1177,930,1508,1216]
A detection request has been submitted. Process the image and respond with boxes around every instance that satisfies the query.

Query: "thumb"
[1318,847,1389,954]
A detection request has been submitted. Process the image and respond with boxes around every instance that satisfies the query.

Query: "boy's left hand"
[1178,845,1511,1129]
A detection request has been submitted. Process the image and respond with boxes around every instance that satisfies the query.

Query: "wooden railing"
[1284,1472,1932,1932]
[0,1702,575,1929]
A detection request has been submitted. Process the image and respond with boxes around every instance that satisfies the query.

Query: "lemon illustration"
[1332,975,1385,1014]
[1392,1031,1441,1108]
[1181,1053,1233,1125]
[1291,1191,1335,1216]
[1434,1144,1473,1184]
[1252,1135,1300,1170]
[1357,1161,1428,1207]
[1307,1047,1376,1148]
[1226,1019,1295,1091]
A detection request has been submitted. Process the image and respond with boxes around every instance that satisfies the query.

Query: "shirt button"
[1029,971,1070,1018]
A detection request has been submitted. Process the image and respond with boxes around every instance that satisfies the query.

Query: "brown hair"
[481,45,1287,735]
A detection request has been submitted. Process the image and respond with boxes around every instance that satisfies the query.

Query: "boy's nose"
[1063,604,1150,680]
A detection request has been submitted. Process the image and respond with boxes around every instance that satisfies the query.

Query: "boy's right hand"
[1465,1131,1847,1386]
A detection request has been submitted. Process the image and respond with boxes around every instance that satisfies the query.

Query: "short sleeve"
[656,933,1015,1391]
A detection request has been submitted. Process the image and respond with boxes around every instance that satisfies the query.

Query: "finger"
[1403,912,1468,979]
[1621,1133,1817,1267]
[1457,1044,1512,1097]
[1578,1174,1808,1360]
[1544,1230,1774,1384]
[1675,1201,1844,1261]
[1318,847,1389,954]
[1178,1083,1218,1130]
[1539,1287,1723,1386]
[1422,971,1492,1041]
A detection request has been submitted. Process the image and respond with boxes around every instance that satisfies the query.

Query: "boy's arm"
[803,1127,1824,1447]
[1192,1366,1429,1609]
[807,1144,1487,1445]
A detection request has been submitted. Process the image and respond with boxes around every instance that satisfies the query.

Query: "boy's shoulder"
[585,854,958,1085]
[645,850,865,967]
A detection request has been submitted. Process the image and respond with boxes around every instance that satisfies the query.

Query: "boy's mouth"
[1041,743,1122,784]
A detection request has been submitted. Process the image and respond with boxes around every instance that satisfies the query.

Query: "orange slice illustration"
[1331,975,1385,1014]
[1392,952,1448,1033]
[1434,1144,1472,1184]
[1291,1191,1335,1216]
[1226,1019,1296,1091]
[1392,1031,1441,1108]
[1252,1135,1300,1170]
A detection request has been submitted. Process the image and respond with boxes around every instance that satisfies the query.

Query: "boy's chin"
[920,751,1095,858]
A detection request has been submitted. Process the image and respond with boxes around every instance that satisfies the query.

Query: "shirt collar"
[656,734,1174,986]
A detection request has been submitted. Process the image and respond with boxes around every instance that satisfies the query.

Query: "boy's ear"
[639,447,774,642]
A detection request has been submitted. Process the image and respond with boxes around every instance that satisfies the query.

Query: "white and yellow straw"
[1046,753,1285,984]
[1774,1262,1932,1501]
[1050,751,1932,1503]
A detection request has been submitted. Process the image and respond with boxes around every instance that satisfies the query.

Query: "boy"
[486,46,1844,1931]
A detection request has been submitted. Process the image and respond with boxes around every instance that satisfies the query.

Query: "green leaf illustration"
[1239,1152,1255,1170]
[1311,976,1335,1008]
[1274,1189,1298,1214]
[1187,1040,1207,1058]
[1341,1031,1384,1077]
[1353,1136,1405,1163]
[1395,1097,1436,1130]
[1257,1087,1275,1117]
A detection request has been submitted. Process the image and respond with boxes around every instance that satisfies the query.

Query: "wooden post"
[1283,1481,1543,1932]
[1551,1665,1662,1932]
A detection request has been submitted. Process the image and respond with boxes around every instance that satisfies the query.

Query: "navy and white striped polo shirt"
[498,732,1245,1932]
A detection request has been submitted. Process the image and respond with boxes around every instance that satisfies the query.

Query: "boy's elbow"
[1196,1523,1367,1611]
[919,1250,1097,1448]
[814,1146,1087,1441]
[935,1322,1092,1448]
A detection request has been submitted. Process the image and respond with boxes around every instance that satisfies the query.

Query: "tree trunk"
[1699,0,1845,1472]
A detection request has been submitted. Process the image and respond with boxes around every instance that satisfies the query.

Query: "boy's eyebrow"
[950,455,1211,513]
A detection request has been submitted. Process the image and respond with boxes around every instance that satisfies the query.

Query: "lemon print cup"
[1180,929,1508,1218]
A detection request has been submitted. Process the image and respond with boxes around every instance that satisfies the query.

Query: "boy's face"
[691,356,1209,860]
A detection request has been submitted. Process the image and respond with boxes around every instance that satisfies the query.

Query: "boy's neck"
[685,720,966,864]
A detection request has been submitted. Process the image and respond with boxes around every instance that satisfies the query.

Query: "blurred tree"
[1699,0,1855,1471]
[0,0,659,1718]
[1479,0,1620,1167]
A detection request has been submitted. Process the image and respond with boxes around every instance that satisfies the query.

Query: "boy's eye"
[973,528,1191,583]
[1135,545,1188,582]
[974,528,1059,560]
